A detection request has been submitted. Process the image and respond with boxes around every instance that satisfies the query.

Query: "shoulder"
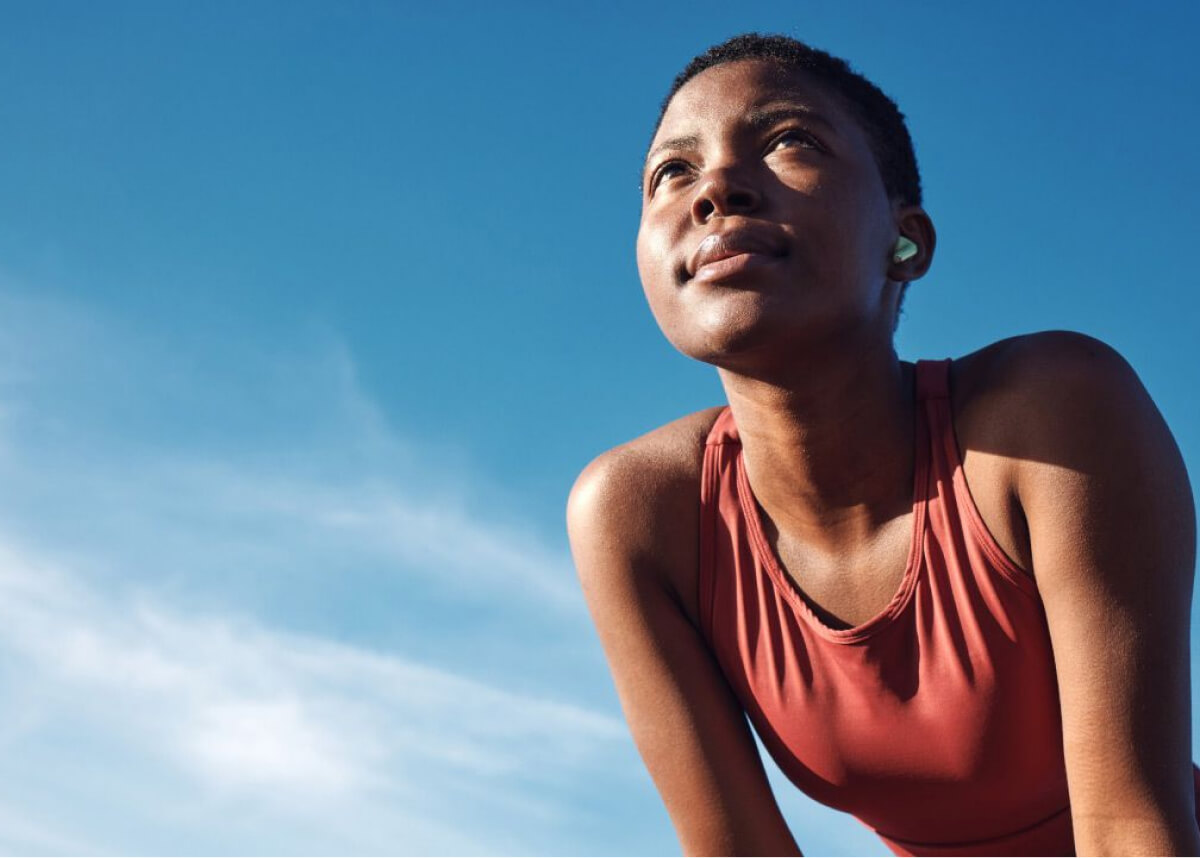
[950,328,1137,415]
[566,406,726,619]
[952,330,1191,574]
[947,331,1173,575]
[952,330,1158,465]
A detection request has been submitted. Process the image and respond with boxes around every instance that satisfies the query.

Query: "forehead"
[652,59,868,152]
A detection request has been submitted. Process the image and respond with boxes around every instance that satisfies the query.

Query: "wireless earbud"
[892,236,918,263]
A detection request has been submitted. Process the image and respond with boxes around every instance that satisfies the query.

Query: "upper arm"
[1007,332,1199,854]
[567,443,800,856]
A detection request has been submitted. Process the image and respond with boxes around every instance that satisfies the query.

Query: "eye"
[648,159,691,194]
[768,128,823,153]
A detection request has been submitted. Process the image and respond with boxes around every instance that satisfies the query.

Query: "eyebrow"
[644,133,701,167]
[744,104,837,135]
[642,104,838,170]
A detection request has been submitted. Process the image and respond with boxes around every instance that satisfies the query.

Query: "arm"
[1009,332,1200,856]
[567,443,801,857]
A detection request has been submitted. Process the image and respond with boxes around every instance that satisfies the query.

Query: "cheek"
[636,220,679,316]
[829,181,894,267]
[637,229,702,360]
[635,217,672,292]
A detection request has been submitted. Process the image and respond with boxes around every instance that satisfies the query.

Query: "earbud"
[892,236,918,263]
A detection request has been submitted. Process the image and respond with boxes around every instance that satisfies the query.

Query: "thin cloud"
[0,289,633,854]
[0,288,582,613]
[0,519,625,854]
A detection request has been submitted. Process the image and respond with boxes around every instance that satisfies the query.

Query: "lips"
[686,228,788,280]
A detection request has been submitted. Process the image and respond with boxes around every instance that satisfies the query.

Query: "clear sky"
[0,1,1198,854]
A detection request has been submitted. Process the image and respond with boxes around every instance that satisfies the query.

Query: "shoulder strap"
[915,358,961,495]
[699,407,739,643]
[916,358,952,401]
[704,405,739,445]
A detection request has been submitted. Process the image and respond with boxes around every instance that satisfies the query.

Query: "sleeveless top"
[698,358,1200,856]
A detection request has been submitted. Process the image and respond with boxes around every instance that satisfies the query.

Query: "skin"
[567,59,1200,856]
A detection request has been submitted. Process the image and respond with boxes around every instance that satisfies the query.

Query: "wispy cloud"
[0,289,582,613]
[0,286,637,854]
[0,536,625,854]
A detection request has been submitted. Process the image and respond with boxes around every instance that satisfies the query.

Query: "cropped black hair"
[653,33,922,208]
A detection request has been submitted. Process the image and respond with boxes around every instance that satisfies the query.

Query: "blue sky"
[0,1,1198,854]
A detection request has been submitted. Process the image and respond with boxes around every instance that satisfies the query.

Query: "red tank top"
[698,358,1199,856]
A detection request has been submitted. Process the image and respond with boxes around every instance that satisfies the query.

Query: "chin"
[666,309,806,370]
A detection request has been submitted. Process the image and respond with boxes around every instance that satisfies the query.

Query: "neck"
[719,341,916,556]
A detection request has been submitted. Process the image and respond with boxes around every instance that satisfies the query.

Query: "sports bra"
[698,358,1200,855]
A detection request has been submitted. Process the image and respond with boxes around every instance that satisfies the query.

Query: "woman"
[567,34,1200,856]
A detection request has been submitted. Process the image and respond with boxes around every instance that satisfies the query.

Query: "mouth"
[692,251,783,283]
[685,227,788,284]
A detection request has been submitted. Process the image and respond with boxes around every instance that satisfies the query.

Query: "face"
[637,60,904,369]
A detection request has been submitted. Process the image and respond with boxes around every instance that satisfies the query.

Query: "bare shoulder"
[566,406,726,623]
[953,330,1153,460]
[950,331,1185,574]
[955,329,1140,403]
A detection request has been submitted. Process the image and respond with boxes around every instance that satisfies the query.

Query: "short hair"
[652,33,922,208]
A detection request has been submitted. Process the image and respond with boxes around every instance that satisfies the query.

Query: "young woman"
[567,34,1200,856]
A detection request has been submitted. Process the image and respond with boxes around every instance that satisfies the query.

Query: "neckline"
[732,371,932,645]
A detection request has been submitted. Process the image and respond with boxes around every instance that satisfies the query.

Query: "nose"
[690,166,761,223]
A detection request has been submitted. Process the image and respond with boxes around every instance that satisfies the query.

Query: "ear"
[887,206,936,283]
